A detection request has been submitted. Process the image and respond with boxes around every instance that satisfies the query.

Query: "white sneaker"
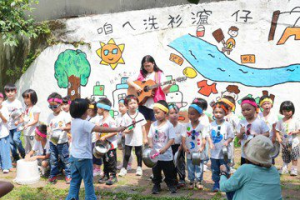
[118,168,127,177]
[136,166,143,176]
[3,169,9,174]
[279,167,289,175]
[290,168,298,176]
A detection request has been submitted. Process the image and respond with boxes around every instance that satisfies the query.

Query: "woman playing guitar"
[127,55,173,137]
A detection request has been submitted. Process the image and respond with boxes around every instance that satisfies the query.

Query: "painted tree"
[54,49,91,100]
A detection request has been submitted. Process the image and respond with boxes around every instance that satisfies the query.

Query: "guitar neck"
[148,80,172,90]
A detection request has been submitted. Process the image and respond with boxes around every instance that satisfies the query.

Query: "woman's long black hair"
[140,55,163,77]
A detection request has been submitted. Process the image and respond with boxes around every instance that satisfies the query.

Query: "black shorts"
[138,105,156,121]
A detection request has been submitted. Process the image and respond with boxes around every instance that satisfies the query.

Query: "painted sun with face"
[96,38,125,70]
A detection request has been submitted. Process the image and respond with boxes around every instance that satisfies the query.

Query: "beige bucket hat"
[243,135,273,168]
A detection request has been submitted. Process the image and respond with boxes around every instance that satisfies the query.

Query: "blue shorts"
[138,106,156,121]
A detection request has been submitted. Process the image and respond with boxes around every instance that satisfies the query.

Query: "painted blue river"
[169,34,300,87]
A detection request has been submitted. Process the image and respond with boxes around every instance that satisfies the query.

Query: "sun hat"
[243,135,273,168]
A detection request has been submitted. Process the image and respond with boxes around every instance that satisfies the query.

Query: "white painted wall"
[16,0,300,122]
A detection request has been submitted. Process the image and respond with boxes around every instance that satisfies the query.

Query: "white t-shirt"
[275,117,300,148]
[225,113,240,135]
[23,105,41,136]
[99,115,118,149]
[121,112,146,146]
[238,117,270,158]
[173,122,185,144]
[2,99,23,130]
[0,106,9,139]
[129,72,167,109]
[148,120,175,161]
[210,121,234,159]
[258,112,278,139]
[32,139,50,156]
[182,122,208,159]
[47,111,72,144]
[70,118,95,159]
[89,115,102,143]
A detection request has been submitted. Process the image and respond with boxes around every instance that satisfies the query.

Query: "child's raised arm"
[92,125,125,133]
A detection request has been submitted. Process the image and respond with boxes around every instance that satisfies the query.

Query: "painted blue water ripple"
[169,34,300,87]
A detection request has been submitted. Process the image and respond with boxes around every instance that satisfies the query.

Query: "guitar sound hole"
[144,86,149,92]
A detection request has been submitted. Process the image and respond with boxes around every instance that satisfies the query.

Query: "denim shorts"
[138,106,155,121]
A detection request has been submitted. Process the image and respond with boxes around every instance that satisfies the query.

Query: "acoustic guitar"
[127,76,187,105]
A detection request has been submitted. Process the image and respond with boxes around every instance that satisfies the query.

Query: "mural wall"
[16,0,300,122]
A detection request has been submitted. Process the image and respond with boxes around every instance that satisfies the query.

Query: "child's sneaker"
[118,168,127,177]
[195,181,204,190]
[279,166,289,175]
[177,180,186,188]
[48,176,57,184]
[106,176,118,185]
[290,168,298,176]
[188,181,194,190]
[152,184,161,194]
[98,174,109,184]
[212,182,219,192]
[136,166,143,176]
[3,169,9,174]
[168,185,177,194]
[127,163,132,171]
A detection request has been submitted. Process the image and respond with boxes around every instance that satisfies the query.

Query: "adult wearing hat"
[219,135,282,200]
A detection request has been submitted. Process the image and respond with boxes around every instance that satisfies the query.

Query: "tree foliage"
[0,0,50,46]
[54,49,91,88]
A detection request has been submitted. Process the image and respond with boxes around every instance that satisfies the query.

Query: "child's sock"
[283,163,288,169]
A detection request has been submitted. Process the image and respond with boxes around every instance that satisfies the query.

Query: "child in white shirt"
[209,102,234,192]
[258,95,278,165]
[119,96,146,177]
[66,98,125,200]
[88,100,103,177]
[182,102,208,190]
[148,100,176,194]
[116,99,133,170]
[219,96,239,173]
[276,101,300,176]
[47,92,72,184]
[236,97,269,165]
[25,124,50,176]
[0,93,11,174]
[168,104,186,187]
[21,89,41,154]
[96,98,119,186]
[3,84,25,161]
